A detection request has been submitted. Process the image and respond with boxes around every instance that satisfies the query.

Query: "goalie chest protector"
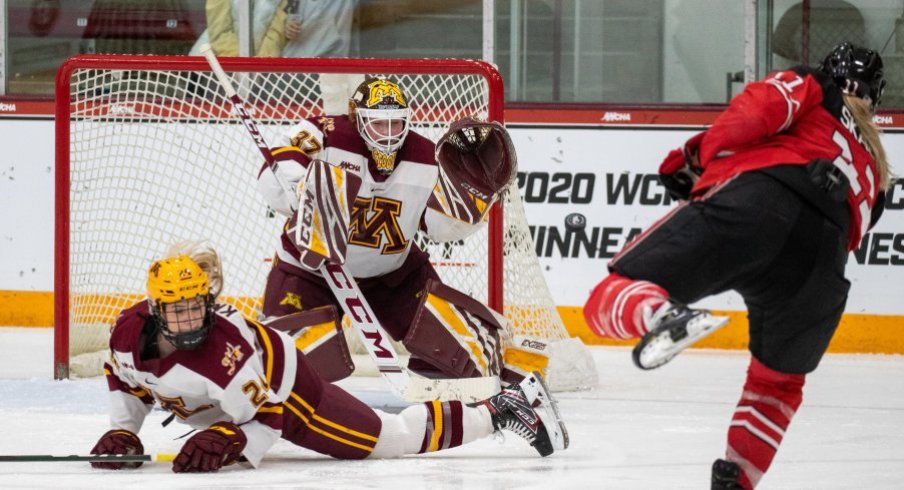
[280,116,438,279]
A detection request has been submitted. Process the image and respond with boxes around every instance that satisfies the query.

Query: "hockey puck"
[564,212,586,231]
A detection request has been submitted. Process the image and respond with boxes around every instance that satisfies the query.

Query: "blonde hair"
[843,94,891,191]
[164,240,224,298]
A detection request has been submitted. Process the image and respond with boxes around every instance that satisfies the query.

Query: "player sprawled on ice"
[256,77,547,387]
[582,42,888,489]
[90,242,567,472]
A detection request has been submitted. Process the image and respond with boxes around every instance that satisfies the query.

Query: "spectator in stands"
[189,0,287,57]
[282,0,357,58]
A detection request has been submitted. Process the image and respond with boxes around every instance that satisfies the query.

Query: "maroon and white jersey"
[102,300,298,467]
[257,115,483,278]
[692,67,881,250]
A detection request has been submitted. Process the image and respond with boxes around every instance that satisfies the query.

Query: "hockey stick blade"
[0,453,175,463]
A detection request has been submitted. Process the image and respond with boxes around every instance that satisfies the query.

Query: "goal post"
[54,54,598,391]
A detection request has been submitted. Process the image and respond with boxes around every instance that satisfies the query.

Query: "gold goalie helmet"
[349,78,411,174]
[146,255,215,350]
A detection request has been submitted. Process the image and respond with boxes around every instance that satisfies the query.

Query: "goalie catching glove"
[433,116,518,224]
[172,421,247,473]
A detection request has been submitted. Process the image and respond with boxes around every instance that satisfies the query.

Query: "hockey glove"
[90,429,144,469]
[434,116,517,223]
[659,132,704,201]
[172,421,247,473]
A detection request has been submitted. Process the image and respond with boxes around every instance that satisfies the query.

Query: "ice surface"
[0,328,902,489]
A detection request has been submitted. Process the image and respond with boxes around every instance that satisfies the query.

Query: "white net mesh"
[59,57,596,390]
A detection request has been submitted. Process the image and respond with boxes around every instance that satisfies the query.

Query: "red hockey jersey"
[692,67,881,250]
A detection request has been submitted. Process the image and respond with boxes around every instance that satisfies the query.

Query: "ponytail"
[164,240,224,298]
[843,94,891,191]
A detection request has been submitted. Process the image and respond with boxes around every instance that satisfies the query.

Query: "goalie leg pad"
[265,306,354,382]
[403,280,504,378]
[261,258,339,318]
[500,335,551,387]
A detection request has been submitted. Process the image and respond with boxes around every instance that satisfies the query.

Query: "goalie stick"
[199,44,410,399]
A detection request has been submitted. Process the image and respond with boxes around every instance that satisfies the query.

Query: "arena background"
[1,105,901,354]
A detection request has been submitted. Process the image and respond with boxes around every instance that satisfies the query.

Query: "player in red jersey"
[256,77,549,387]
[582,43,889,489]
[89,242,567,472]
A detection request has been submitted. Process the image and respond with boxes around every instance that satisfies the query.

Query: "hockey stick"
[199,45,410,399]
[0,453,175,463]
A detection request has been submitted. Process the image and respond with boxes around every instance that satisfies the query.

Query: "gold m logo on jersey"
[349,196,407,254]
[365,80,406,108]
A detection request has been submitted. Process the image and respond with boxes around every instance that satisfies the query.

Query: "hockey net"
[55,55,597,391]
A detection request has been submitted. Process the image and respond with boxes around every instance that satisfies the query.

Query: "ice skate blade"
[632,313,729,370]
[522,371,569,452]
[535,372,569,451]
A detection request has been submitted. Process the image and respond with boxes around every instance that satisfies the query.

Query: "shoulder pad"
[286,118,325,156]
[109,300,151,352]
[399,130,438,165]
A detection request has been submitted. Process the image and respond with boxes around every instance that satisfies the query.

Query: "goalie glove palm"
[434,117,517,223]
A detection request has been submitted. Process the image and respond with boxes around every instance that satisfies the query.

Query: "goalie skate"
[479,371,568,457]
[632,302,729,370]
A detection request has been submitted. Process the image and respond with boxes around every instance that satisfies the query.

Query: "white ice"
[0,327,902,489]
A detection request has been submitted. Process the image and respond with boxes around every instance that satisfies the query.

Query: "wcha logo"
[0,102,17,112]
[108,103,136,116]
[601,112,631,122]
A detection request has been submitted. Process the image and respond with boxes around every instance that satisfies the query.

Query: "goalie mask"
[147,255,215,350]
[820,42,886,109]
[349,78,411,174]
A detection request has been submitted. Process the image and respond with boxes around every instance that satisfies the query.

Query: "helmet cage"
[146,255,215,350]
[150,294,215,350]
[820,42,886,108]
[356,107,411,159]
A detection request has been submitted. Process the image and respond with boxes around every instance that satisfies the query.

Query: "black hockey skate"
[478,371,568,457]
[711,459,745,490]
[632,301,729,370]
